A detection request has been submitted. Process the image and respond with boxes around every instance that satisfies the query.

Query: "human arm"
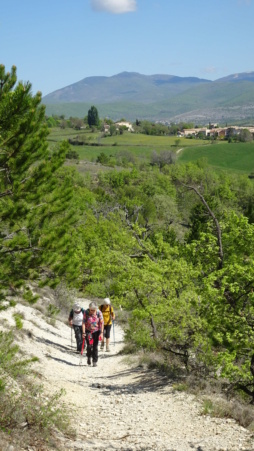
[68,310,73,326]
[98,311,104,338]
[82,312,86,338]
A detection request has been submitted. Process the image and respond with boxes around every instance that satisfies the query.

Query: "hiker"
[82,302,104,367]
[99,297,115,352]
[68,302,85,352]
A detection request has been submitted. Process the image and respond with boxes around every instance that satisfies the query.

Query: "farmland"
[48,127,254,175]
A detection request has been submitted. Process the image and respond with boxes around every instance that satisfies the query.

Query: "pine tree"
[0,65,78,305]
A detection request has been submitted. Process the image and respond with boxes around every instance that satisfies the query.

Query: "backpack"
[100,304,113,326]
[69,307,85,319]
[100,304,112,314]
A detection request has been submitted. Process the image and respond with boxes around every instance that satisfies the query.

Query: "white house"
[115,121,134,132]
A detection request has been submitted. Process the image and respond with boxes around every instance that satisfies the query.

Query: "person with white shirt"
[68,302,85,352]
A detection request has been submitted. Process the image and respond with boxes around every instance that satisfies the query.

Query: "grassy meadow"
[48,127,254,175]
[48,127,207,160]
[178,141,254,174]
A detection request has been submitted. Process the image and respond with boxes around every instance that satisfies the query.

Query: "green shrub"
[13,313,24,330]
[0,330,74,445]
[66,149,79,160]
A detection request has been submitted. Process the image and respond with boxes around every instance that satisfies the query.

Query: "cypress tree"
[87,105,99,127]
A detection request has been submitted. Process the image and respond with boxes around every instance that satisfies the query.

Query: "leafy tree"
[87,105,99,127]
[68,117,84,130]
[151,150,176,170]
[109,124,117,136]
[46,116,58,128]
[239,128,253,142]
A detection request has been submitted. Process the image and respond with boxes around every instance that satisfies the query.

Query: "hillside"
[0,298,253,450]
[42,71,254,123]
[42,72,210,104]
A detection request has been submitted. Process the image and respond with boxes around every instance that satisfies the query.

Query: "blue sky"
[1,0,254,96]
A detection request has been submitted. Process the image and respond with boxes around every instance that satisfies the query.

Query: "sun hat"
[104,298,111,305]
[73,302,81,311]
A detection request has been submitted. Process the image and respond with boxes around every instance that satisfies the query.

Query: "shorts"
[104,325,112,339]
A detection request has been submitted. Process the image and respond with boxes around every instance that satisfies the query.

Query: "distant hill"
[42,71,254,124]
[42,72,210,104]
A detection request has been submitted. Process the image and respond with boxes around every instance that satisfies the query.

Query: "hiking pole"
[113,320,115,346]
[80,337,86,365]
[71,326,73,350]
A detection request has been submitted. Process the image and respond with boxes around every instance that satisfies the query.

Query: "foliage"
[0,65,82,303]
[87,105,99,127]
[150,150,176,169]
[0,330,73,444]
[13,313,24,330]
[239,128,253,142]
[96,152,110,165]
[67,158,254,400]
[66,148,79,160]
[0,330,38,388]
[3,64,254,406]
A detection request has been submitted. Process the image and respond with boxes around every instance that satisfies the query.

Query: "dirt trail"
[1,302,254,451]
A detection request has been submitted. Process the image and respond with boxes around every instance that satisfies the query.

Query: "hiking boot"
[87,357,91,365]
[93,362,97,367]
[106,346,110,352]
[100,342,104,350]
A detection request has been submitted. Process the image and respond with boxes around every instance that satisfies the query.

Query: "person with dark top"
[82,302,104,367]
[68,302,84,352]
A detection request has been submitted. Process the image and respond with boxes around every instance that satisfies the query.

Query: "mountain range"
[42,71,254,124]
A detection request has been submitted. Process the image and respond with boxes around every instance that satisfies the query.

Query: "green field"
[47,128,254,174]
[178,141,254,174]
[48,128,207,161]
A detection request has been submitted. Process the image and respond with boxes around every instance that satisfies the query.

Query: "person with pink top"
[82,302,104,367]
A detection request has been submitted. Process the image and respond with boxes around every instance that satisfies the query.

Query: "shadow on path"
[91,365,172,396]
[45,354,81,366]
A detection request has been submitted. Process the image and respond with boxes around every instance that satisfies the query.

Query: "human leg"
[74,325,82,351]
[92,331,99,364]
[86,337,92,364]
[104,325,111,351]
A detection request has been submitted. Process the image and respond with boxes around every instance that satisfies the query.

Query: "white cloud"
[91,0,137,14]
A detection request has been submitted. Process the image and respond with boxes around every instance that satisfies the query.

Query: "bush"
[0,330,74,446]
[13,313,24,330]
[66,149,79,160]
[96,152,110,165]
[201,397,254,430]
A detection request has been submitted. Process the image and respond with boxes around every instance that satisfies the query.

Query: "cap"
[73,303,81,311]
[104,298,111,305]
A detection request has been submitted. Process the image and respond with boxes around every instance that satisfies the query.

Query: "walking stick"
[113,320,115,346]
[80,337,86,365]
[71,326,73,349]
[81,337,86,355]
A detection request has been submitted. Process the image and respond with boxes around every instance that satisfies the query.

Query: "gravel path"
[1,302,254,451]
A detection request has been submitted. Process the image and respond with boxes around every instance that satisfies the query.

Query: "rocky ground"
[1,301,254,451]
